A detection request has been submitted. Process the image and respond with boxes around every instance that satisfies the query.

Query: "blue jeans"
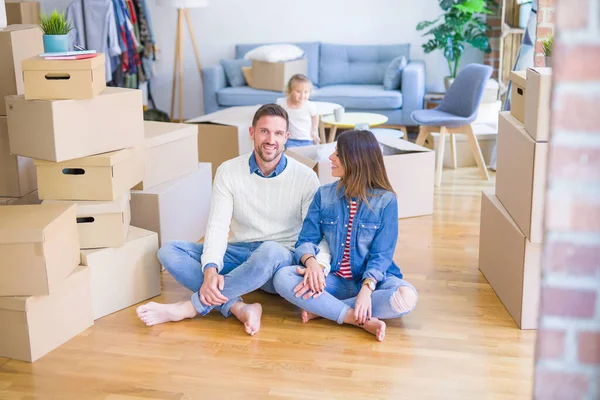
[286,139,314,148]
[158,241,293,318]
[273,266,418,324]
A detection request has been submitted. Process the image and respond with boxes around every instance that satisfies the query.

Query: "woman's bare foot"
[301,310,320,323]
[136,301,197,326]
[230,302,262,336]
[359,318,386,342]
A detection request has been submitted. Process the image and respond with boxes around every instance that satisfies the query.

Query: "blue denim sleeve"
[294,188,323,265]
[362,196,399,283]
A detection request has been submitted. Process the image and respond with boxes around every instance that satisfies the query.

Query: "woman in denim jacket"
[273,130,418,341]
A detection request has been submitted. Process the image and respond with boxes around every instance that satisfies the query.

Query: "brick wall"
[534,0,600,398]
[485,5,502,79]
[536,0,556,66]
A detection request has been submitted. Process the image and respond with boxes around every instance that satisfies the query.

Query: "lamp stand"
[170,8,203,123]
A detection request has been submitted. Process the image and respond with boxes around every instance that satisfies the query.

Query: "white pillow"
[243,44,306,63]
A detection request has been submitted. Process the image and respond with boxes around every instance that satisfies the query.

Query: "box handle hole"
[517,88,523,95]
[62,168,85,175]
[76,217,95,224]
[45,73,71,80]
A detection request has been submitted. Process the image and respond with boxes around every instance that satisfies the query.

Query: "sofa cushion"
[243,44,306,62]
[236,42,320,86]
[220,59,252,87]
[319,43,411,86]
[217,86,282,107]
[311,85,402,110]
[383,56,408,90]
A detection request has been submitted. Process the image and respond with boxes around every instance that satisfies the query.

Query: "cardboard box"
[43,194,131,249]
[509,71,526,123]
[5,0,40,24]
[250,58,308,92]
[35,148,143,201]
[0,24,43,115]
[0,115,37,197]
[423,124,497,168]
[0,203,80,296]
[187,106,257,178]
[286,133,435,219]
[6,87,144,162]
[524,67,552,142]
[481,78,499,104]
[22,54,107,100]
[0,190,41,206]
[0,265,94,362]
[496,112,548,243]
[478,191,541,329]
[81,226,161,320]
[131,163,212,247]
[134,121,199,190]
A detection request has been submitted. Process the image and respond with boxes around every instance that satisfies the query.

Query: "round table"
[312,101,343,143]
[321,112,389,142]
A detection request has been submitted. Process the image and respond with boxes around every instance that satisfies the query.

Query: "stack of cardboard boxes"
[478,67,552,330]
[0,51,163,362]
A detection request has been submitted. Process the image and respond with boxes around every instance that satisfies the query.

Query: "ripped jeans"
[273,266,418,324]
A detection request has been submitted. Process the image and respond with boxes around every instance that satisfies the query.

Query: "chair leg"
[464,124,490,180]
[449,133,457,169]
[415,125,431,146]
[435,126,448,187]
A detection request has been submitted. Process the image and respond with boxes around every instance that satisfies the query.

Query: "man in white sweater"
[137,104,330,335]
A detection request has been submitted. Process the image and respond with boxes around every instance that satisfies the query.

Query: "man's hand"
[199,267,228,306]
[293,256,326,300]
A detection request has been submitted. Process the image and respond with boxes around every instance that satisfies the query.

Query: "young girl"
[273,130,418,341]
[276,74,320,148]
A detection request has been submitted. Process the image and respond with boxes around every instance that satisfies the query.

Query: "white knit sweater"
[201,153,330,272]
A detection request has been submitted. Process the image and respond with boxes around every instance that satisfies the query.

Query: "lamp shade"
[156,0,208,8]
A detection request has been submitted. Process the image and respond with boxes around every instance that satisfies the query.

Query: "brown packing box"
[509,71,526,123]
[478,191,541,329]
[0,266,94,363]
[187,106,257,178]
[0,190,41,206]
[250,58,308,92]
[0,203,80,296]
[0,115,37,197]
[0,25,43,115]
[286,132,435,219]
[81,226,161,320]
[6,87,144,162]
[524,67,552,142]
[22,54,107,100]
[43,194,131,249]
[131,163,212,248]
[496,112,548,243]
[5,0,40,24]
[134,121,199,190]
[34,148,143,201]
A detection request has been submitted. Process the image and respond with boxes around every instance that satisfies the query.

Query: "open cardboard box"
[286,133,435,219]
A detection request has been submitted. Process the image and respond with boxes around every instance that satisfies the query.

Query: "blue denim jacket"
[294,182,402,283]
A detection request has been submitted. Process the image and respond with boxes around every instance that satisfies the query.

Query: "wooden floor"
[0,168,537,400]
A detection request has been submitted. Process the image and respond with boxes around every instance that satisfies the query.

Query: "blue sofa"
[203,42,426,126]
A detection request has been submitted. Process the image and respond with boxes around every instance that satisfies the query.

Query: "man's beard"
[256,144,282,163]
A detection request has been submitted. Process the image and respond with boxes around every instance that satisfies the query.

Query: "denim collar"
[249,152,288,178]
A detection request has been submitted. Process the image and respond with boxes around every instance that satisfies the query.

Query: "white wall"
[42,0,484,119]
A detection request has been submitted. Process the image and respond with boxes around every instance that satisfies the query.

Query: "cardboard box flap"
[34,148,135,168]
[143,121,197,148]
[80,225,157,262]
[186,105,258,127]
[510,71,527,87]
[44,193,130,216]
[21,54,106,71]
[286,150,318,169]
[0,203,75,244]
[373,132,432,155]
[485,189,527,236]
[0,23,40,33]
[0,295,28,312]
[528,67,552,78]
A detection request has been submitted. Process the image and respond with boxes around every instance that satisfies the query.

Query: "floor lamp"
[157,0,207,123]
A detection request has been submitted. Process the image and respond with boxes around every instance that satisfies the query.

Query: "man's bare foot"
[230,302,262,336]
[359,318,387,342]
[136,301,197,326]
[301,310,320,323]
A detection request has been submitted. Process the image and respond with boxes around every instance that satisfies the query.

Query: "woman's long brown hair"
[336,130,395,206]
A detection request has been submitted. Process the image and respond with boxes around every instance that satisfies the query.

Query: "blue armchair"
[202,42,425,127]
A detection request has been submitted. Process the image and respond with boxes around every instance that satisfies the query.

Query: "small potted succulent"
[39,10,73,53]
[541,34,553,67]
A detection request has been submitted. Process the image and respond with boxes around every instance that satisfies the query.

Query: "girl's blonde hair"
[286,74,313,95]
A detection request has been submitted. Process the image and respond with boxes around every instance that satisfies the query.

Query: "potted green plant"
[541,34,553,67]
[417,0,496,89]
[39,10,74,53]
[518,0,533,29]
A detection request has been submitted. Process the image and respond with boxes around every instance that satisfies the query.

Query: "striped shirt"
[335,200,357,279]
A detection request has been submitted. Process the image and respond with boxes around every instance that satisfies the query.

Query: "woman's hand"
[293,256,326,300]
[354,286,373,325]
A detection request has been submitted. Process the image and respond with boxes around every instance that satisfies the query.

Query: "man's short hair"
[252,104,289,132]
